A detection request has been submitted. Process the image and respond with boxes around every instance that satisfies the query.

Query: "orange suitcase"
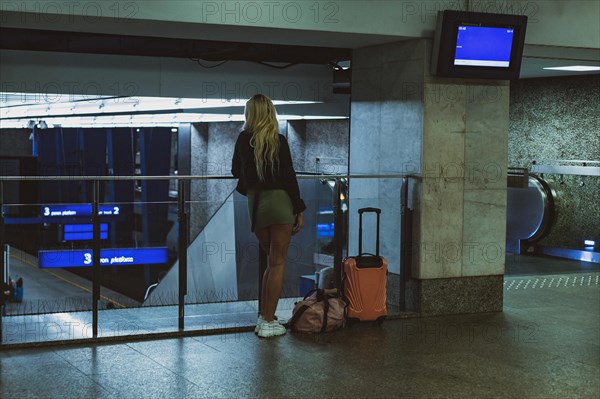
[342,208,387,324]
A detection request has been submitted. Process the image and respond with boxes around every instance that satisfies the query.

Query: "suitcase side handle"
[358,208,381,257]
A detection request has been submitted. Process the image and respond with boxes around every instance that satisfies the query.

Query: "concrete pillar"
[350,39,508,316]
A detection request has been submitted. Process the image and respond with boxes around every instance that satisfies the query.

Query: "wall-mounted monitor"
[431,10,528,80]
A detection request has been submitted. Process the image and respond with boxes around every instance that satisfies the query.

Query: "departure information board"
[38,247,168,268]
[41,204,121,218]
[454,25,514,67]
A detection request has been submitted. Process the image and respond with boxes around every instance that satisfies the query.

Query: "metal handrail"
[533,159,600,165]
[0,173,420,182]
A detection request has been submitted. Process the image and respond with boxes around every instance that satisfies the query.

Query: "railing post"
[0,180,5,344]
[178,178,188,330]
[333,178,344,289]
[3,244,9,285]
[92,179,100,337]
[0,198,4,343]
[399,177,413,311]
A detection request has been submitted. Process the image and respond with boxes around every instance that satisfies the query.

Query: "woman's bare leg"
[262,224,293,322]
[254,228,271,318]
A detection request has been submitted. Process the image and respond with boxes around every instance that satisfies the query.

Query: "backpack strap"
[320,296,330,333]
[288,304,310,330]
[290,289,332,332]
[303,288,317,300]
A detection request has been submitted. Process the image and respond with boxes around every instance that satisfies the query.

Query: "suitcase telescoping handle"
[358,207,381,257]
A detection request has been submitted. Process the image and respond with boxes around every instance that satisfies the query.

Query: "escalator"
[506,173,557,253]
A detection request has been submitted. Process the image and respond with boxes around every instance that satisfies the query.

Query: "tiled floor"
[505,252,598,275]
[2,267,598,398]
[1,299,283,345]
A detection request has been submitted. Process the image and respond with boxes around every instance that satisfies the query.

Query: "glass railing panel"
[281,177,346,300]
[98,177,179,337]
[179,176,348,329]
[1,178,98,344]
[313,176,349,286]
[182,193,259,330]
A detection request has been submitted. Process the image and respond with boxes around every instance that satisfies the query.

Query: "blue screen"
[63,223,108,241]
[38,247,169,268]
[317,223,335,238]
[454,25,514,67]
[41,204,121,218]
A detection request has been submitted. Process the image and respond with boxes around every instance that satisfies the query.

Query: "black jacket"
[231,130,306,215]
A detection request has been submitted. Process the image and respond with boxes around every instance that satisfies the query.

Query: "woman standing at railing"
[232,94,306,338]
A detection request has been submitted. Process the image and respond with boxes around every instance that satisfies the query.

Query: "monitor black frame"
[431,10,528,80]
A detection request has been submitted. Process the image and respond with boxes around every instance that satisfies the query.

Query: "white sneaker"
[255,315,266,334]
[255,315,279,334]
[257,320,287,338]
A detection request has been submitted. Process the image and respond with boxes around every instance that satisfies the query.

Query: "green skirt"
[247,189,295,230]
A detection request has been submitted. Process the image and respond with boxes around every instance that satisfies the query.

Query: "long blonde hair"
[244,94,280,181]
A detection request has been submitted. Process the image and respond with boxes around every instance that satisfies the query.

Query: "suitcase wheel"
[375,316,386,326]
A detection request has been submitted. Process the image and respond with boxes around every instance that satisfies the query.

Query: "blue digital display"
[63,224,109,241]
[64,224,109,233]
[38,247,168,268]
[41,204,121,218]
[454,26,514,67]
[317,223,334,238]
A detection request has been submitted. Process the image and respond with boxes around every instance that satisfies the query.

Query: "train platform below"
[1,265,598,398]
